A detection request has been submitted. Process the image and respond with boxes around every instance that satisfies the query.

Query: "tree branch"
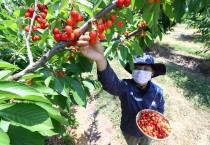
[126,26,146,39]
[8,0,118,81]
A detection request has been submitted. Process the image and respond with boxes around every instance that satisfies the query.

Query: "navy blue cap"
[125,53,166,77]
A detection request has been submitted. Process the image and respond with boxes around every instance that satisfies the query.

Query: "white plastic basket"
[136,109,173,141]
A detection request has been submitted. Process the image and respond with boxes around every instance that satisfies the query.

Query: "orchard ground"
[47,24,210,145]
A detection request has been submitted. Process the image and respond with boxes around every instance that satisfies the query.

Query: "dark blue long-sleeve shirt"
[97,62,165,137]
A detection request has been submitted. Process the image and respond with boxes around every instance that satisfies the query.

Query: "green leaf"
[0,60,19,70]
[59,0,69,14]
[119,45,128,61]
[117,8,133,24]
[144,36,152,48]
[163,1,174,23]
[0,128,10,145]
[0,90,21,101]
[33,85,58,96]
[173,0,186,22]
[78,55,93,72]
[66,77,87,107]
[133,0,146,12]
[8,125,44,145]
[126,41,143,56]
[145,31,153,40]
[20,73,44,80]
[127,52,134,72]
[0,70,13,80]
[0,120,10,132]
[93,0,103,14]
[53,77,70,97]
[44,0,52,4]
[38,29,50,46]
[35,102,69,125]
[142,3,154,27]
[13,117,53,132]
[45,76,54,87]
[82,81,95,91]
[105,40,120,57]
[105,28,113,44]
[25,0,34,7]
[38,129,58,136]
[152,3,160,34]
[0,103,49,126]
[13,9,26,17]
[66,63,83,73]
[76,2,93,17]
[0,12,14,20]
[0,81,51,103]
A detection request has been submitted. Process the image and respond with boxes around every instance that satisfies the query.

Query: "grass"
[155,24,210,59]
[156,36,209,58]
[154,60,210,108]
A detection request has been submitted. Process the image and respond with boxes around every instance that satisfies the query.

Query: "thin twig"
[25,0,38,64]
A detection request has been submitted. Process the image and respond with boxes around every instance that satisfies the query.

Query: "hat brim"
[124,63,166,78]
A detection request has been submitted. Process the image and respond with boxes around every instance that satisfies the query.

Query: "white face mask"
[132,70,152,85]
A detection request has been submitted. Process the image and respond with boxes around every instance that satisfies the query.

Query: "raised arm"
[77,33,126,96]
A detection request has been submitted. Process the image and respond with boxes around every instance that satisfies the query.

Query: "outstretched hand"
[77,32,104,62]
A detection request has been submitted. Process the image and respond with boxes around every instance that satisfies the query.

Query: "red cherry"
[124,31,129,37]
[40,23,48,29]
[68,33,75,40]
[117,20,123,27]
[37,4,44,11]
[58,71,64,77]
[40,12,47,19]
[106,20,113,27]
[53,28,60,34]
[77,15,84,21]
[110,14,116,21]
[149,0,155,3]
[89,30,98,39]
[89,38,97,44]
[117,0,124,9]
[32,26,38,31]
[42,9,48,14]
[98,33,106,40]
[27,7,34,14]
[24,26,30,32]
[70,11,79,21]
[24,12,31,18]
[142,21,147,27]
[32,35,41,41]
[61,33,68,41]
[54,34,61,41]
[67,55,71,60]
[36,17,44,24]
[66,18,75,26]
[123,0,131,7]
[41,19,47,25]
[65,26,72,34]
[96,24,105,34]
[73,29,79,37]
